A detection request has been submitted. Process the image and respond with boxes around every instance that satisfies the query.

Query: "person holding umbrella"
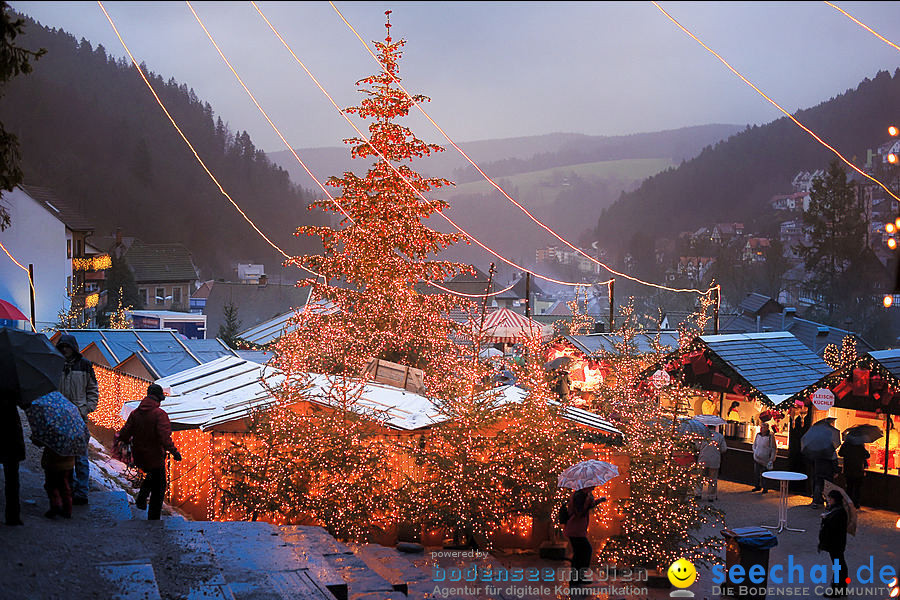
[117,384,181,520]
[802,417,841,508]
[0,327,66,525]
[558,459,616,587]
[55,334,98,506]
[818,489,850,597]
[839,425,881,509]
[1,391,26,525]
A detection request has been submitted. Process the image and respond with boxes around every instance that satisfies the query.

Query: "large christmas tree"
[284,12,469,389]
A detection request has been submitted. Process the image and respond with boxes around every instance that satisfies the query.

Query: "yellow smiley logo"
[667,557,697,588]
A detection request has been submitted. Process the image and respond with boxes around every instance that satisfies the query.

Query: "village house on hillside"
[0,185,108,329]
[123,240,200,312]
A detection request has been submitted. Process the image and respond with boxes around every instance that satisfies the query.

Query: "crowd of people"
[1,335,180,524]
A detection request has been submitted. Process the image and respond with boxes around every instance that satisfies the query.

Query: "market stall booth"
[544,332,679,406]
[791,349,900,511]
[648,332,831,486]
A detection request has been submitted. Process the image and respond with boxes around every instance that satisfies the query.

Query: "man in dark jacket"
[838,441,869,509]
[117,384,181,520]
[56,334,99,505]
[1,392,26,525]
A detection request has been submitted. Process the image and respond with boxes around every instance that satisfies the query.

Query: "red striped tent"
[476,308,554,343]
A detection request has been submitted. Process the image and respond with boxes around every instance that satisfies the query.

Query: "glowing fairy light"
[889,154,898,165]
[887,223,896,234]
[325,2,715,297]
[190,2,596,293]
[825,2,900,53]
[890,126,899,137]
[0,240,37,331]
[652,1,900,206]
[96,1,323,278]
[889,238,897,250]
[884,295,894,308]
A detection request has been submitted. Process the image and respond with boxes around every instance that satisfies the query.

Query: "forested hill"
[0,15,321,280]
[450,124,742,183]
[593,69,900,252]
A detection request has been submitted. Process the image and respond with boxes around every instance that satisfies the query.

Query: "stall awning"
[696,332,832,408]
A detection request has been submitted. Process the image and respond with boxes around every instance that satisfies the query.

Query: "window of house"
[75,239,83,258]
[172,286,182,306]
[139,288,148,307]
[67,240,72,259]
[67,276,72,296]
[155,287,165,305]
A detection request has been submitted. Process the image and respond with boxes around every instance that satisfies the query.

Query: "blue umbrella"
[24,391,89,456]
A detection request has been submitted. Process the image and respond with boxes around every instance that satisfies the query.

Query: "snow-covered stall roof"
[124,356,622,438]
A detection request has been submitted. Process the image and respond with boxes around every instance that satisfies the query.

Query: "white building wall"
[0,188,69,331]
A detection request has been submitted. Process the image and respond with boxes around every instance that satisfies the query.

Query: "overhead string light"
[96,1,322,278]
[187,1,599,291]
[324,2,715,298]
[651,1,900,206]
[825,2,900,53]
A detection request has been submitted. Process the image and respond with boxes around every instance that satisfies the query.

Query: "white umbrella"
[558,459,619,490]
[694,414,725,426]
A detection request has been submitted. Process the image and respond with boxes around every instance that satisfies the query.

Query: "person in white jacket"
[752,421,777,493]
[696,425,728,501]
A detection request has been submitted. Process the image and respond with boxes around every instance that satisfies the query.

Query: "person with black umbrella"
[0,327,66,525]
[1,391,25,525]
[838,424,881,509]
[803,417,841,508]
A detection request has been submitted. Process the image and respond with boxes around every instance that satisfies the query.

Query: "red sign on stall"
[811,388,835,410]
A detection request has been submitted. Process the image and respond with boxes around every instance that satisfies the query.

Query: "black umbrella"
[544,356,574,371]
[842,424,883,445]
[0,327,64,408]
[801,420,840,460]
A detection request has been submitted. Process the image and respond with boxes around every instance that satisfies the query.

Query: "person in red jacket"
[117,384,181,520]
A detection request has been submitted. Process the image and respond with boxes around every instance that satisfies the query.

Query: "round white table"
[761,471,808,533]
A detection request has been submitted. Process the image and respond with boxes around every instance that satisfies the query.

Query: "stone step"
[87,490,136,522]
[323,551,400,600]
[168,520,333,600]
[96,560,162,600]
[278,525,400,600]
[279,526,350,600]
[352,545,415,595]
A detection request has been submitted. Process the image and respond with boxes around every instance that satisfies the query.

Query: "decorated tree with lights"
[493,334,603,531]
[223,14,479,540]
[597,299,723,571]
[823,335,857,371]
[286,11,470,388]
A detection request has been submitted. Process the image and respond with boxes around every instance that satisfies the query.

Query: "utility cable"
[326,1,716,297]
[652,1,900,205]
[825,1,900,53]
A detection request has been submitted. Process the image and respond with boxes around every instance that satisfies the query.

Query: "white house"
[0,187,71,331]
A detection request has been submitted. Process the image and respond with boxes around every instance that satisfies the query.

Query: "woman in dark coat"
[818,489,849,597]
[0,392,26,525]
[563,487,606,586]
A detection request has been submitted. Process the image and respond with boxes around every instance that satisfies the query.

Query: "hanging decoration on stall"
[811,388,835,411]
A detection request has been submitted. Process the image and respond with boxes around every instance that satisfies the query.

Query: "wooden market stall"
[791,349,900,511]
[136,356,629,549]
[545,332,680,406]
[648,332,832,486]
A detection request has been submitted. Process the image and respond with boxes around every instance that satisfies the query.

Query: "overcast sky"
[9,1,900,153]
